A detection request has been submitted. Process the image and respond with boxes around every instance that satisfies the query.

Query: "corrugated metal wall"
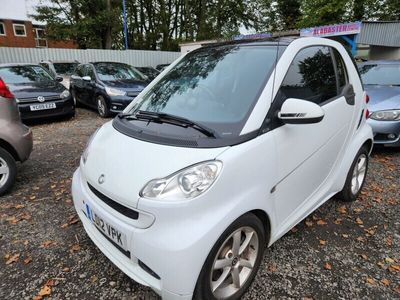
[358,22,400,47]
[0,47,180,67]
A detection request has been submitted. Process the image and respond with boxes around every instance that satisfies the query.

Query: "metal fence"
[0,47,180,67]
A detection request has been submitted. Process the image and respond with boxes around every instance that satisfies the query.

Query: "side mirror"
[278,98,324,124]
[55,76,63,82]
[82,76,92,81]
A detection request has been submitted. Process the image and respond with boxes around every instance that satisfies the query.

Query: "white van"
[72,37,373,300]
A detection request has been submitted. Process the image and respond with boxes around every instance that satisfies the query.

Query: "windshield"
[359,64,400,85]
[0,65,54,84]
[53,63,78,75]
[94,63,145,82]
[128,45,280,137]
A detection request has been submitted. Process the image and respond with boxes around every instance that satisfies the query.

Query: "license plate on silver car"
[30,102,56,111]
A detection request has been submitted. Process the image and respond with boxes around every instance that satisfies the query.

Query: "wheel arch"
[0,139,20,161]
[249,209,271,245]
[363,138,373,155]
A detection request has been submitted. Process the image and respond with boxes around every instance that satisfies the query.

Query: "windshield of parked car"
[53,63,78,75]
[359,64,400,85]
[0,65,54,84]
[94,63,145,82]
[128,45,280,137]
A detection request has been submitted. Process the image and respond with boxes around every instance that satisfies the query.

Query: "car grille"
[17,95,62,104]
[87,183,139,220]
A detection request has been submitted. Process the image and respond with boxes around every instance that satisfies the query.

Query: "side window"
[85,65,95,80]
[279,46,337,105]
[75,65,85,77]
[332,48,348,93]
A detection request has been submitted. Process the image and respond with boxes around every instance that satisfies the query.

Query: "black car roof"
[90,61,129,65]
[0,63,42,68]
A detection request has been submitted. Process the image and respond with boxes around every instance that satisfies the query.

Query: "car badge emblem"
[37,96,45,102]
[98,174,105,184]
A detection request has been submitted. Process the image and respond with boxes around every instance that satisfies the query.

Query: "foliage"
[32,0,400,50]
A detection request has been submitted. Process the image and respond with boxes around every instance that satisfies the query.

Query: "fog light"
[113,106,117,109]
[388,133,396,139]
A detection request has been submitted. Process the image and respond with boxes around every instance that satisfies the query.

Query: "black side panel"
[342,84,355,105]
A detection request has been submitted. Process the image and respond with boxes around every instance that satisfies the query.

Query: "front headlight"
[141,161,222,201]
[369,110,400,121]
[82,128,99,164]
[105,87,126,97]
[60,90,70,99]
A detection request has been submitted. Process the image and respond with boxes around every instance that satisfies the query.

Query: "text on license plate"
[85,204,127,250]
[30,102,56,111]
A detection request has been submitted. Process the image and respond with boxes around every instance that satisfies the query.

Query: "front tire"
[96,95,110,118]
[194,213,266,300]
[337,145,369,202]
[0,147,17,196]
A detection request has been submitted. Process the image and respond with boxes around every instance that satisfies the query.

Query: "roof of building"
[357,21,400,47]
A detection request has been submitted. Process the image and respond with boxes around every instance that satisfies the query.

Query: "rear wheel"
[96,95,110,118]
[0,147,17,196]
[194,213,266,300]
[337,145,369,202]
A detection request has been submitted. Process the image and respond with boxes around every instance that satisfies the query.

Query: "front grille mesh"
[18,95,61,103]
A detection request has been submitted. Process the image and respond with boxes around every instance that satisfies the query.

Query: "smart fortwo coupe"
[72,37,373,300]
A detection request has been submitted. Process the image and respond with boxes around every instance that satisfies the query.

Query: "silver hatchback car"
[0,77,33,195]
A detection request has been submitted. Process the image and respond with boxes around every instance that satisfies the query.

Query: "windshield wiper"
[119,111,217,138]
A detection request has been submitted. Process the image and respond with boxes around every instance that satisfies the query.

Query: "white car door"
[267,46,356,230]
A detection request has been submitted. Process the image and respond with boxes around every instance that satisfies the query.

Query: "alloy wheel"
[351,153,367,195]
[210,226,259,299]
[0,157,10,188]
[97,97,106,116]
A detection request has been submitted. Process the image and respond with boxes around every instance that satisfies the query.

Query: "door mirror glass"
[278,98,325,124]
[82,76,91,81]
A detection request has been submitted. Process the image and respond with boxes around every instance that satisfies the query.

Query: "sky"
[0,0,46,23]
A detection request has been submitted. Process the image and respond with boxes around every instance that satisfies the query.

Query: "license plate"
[30,102,56,111]
[85,204,128,250]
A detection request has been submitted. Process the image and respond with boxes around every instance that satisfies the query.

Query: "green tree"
[33,0,120,49]
[298,0,350,28]
[276,0,301,30]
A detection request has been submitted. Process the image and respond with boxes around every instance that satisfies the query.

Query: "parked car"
[72,37,373,300]
[155,63,170,71]
[359,60,400,147]
[0,77,33,195]
[40,60,79,89]
[135,66,160,81]
[70,62,148,117]
[0,64,75,121]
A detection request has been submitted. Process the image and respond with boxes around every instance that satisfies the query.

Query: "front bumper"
[367,118,400,146]
[72,168,195,300]
[108,95,137,113]
[18,97,75,120]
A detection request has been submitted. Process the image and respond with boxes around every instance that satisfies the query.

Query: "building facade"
[0,19,76,49]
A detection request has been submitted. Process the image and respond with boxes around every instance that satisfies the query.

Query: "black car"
[155,63,170,72]
[70,62,148,117]
[0,64,75,121]
[135,66,160,81]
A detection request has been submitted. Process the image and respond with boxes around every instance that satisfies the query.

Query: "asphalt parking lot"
[0,108,399,300]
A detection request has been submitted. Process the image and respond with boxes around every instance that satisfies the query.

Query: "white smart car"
[72,37,373,300]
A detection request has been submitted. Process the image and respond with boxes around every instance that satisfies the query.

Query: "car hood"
[103,79,147,92]
[7,81,66,99]
[365,85,400,111]
[81,122,228,209]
